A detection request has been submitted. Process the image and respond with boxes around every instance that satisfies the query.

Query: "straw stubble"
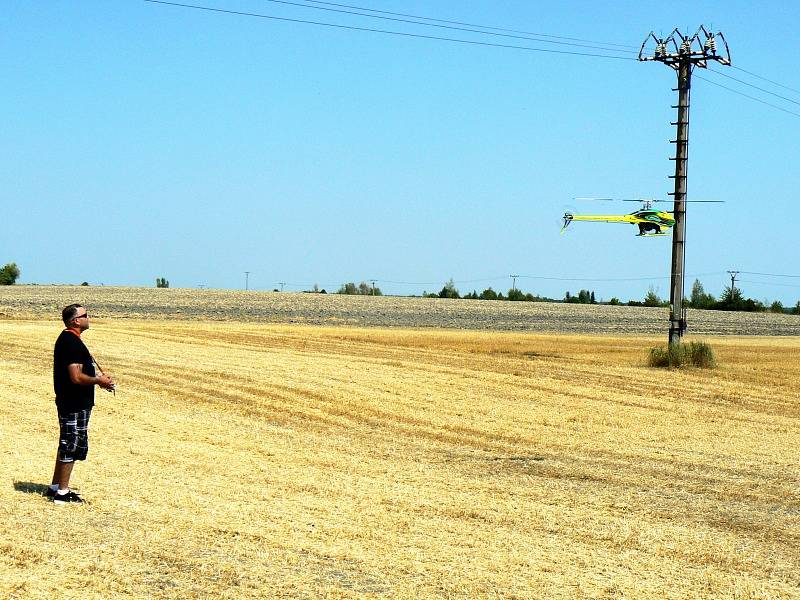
[0,320,797,598]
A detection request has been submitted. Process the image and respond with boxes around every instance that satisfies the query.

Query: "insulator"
[655,42,667,57]
[680,39,691,53]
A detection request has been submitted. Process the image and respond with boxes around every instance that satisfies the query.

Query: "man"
[48,304,115,504]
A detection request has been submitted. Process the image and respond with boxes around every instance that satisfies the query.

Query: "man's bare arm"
[67,363,115,390]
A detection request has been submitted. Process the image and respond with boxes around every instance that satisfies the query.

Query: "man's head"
[62,304,90,331]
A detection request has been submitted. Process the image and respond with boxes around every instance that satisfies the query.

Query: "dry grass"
[1,318,798,599]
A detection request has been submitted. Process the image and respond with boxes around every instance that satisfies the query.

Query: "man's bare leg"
[52,458,75,490]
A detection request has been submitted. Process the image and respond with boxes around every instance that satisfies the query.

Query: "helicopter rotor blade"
[575,197,724,203]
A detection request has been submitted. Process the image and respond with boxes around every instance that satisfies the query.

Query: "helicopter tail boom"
[568,214,638,224]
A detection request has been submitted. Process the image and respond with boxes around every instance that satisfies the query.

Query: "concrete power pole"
[639,27,730,346]
[727,270,739,295]
[244,271,250,291]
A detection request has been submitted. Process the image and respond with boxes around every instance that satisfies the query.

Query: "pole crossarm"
[639,26,731,69]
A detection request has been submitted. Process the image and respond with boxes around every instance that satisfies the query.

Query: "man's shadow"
[13,481,50,495]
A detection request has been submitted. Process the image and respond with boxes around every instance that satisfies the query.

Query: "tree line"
[419,278,800,315]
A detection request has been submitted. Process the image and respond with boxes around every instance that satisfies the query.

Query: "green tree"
[715,286,764,312]
[690,279,704,307]
[156,277,169,288]
[338,281,381,295]
[643,287,663,307]
[689,279,716,309]
[608,297,621,306]
[716,285,744,310]
[507,288,525,301]
[479,287,498,300]
[792,301,800,315]
[565,289,595,304]
[770,300,784,314]
[0,262,20,285]
[438,279,460,299]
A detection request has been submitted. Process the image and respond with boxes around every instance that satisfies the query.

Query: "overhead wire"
[253,0,637,54]
[142,0,637,60]
[694,73,800,119]
[300,0,640,50]
[738,271,800,278]
[517,271,725,283]
[730,64,800,96]
[706,67,800,106]
[379,277,505,286]
[285,271,729,287]
[738,279,799,289]
[144,2,800,122]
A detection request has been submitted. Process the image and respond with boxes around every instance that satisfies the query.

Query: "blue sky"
[3,1,798,303]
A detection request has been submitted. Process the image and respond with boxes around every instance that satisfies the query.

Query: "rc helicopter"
[561,198,723,237]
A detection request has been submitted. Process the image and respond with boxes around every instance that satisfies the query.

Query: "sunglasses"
[74,313,89,319]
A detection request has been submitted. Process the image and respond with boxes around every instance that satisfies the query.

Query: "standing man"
[48,304,115,504]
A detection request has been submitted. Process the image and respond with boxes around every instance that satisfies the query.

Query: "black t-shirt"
[53,330,95,412]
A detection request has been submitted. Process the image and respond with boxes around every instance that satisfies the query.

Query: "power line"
[731,64,800,95]
[301,0,640,50]
[142,1,637,60]
[378,277,504,286]
[706,67,800,106]
[519,274,668,282]
[694,73,800,119]
[738,279,800,289]
[739,271,800,278]
[275,271,731,288]
[255,0,637,54]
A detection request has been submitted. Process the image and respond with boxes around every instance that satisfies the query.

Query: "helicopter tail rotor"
[561,212,574,234]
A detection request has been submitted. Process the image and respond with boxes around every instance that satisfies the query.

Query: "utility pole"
[244,271,250,291]
[510,274,518,292]
[279,282,285,292]
[370,279,377,296]
[727,270,739,294]
[639,26,730,346]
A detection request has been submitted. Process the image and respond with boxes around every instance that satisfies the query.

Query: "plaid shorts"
[57,408,92,463]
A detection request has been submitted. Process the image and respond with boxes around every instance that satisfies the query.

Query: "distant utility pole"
[510,274,519,292]
[244,271,250,291]
[279,282,285,292]
[640,26,731,346]
[370,279,377,296]
[727,270,739,294]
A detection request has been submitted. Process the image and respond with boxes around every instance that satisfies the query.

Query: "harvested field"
[1,315,799,598]
[1,285,799,335]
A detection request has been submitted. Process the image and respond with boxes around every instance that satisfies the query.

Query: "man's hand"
[97,374,115,391]
[68,364,116,391]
